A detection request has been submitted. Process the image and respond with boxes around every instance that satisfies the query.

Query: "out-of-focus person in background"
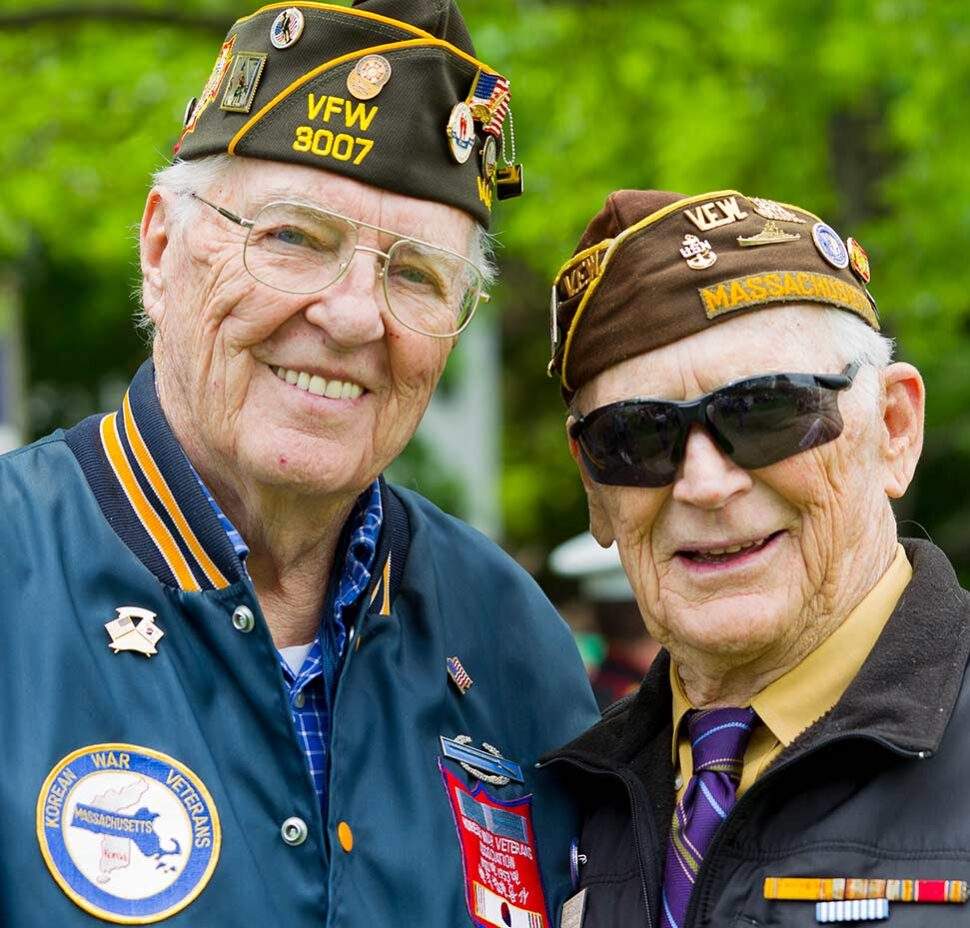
[550,532,660,709]
[0,3,597,926]
[541,189,970,928]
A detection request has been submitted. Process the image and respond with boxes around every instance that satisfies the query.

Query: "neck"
[674,527,900,708]
[157,380,361,649]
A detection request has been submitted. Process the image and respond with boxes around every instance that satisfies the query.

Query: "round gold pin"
[347,54,392,101]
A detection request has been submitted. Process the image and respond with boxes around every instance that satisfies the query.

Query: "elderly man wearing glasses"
[542,190,970,927]
[1,3,596,926]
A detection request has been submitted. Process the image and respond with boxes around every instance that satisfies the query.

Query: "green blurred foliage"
[2,0,970,571]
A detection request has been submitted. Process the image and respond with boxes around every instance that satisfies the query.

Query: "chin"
[668,597,795,658]
[238,438,372,497]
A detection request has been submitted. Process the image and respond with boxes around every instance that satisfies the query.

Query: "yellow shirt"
[671,544,913,801]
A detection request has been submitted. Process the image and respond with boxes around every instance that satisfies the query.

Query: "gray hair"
[136,154,497,337]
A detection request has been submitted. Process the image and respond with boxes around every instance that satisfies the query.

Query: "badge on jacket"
[36,743,220,923]
[439,760,550,928]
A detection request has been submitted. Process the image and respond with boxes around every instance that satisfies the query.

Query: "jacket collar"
[547,538,970,770]
[65,360,406,607]
[66,360,245,590]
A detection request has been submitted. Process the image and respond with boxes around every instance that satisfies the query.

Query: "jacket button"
[281,817,308,846]
[337,821,354,853]
[231,605,255,633]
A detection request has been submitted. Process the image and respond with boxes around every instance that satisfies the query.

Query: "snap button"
[281,817,308,846]
[674,774,684,790]
[231,605,255,633]
[337,821,354,853]
[293,691,306,709]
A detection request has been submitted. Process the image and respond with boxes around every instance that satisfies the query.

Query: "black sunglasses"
[569,363,860,487]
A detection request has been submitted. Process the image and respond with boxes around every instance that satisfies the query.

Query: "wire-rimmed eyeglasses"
[190,193,488,338]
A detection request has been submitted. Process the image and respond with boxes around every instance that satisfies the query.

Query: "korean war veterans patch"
[439,760,549,928]
[36,744,220,924]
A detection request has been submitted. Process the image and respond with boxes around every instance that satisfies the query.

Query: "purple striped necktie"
[660,706,757,928]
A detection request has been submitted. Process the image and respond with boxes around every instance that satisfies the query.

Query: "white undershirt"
[278,642,314,676]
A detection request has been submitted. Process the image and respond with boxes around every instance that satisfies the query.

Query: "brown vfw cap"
[174,1,522,228]
[549,189,878,398]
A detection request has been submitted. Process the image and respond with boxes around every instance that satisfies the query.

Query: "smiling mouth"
[677,531,784,566]
[272,365,364,400]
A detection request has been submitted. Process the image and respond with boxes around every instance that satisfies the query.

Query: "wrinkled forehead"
[577,305,841,411]
[215,158,476,254]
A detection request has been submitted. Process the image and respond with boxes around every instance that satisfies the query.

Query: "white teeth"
[272,365,364,401]
[704,539,763,556]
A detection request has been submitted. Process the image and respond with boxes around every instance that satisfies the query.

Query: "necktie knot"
[686,707,756,780]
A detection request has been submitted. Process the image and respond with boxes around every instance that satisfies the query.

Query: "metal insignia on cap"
[480,135,498,186]
[270,8,304,49]
[347,54,392,101]
[446,102,475,164]
[846,237,871,284]
[680,234,717,270]
[182,97,198,128]
[750,197,807,224]
[737,220,801,248]
[812,222,850,269]
[220,52,267,113]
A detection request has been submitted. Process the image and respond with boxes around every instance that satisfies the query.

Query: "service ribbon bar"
[764,877,968,904]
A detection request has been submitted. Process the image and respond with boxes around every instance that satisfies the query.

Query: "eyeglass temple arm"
[815,362,861,389]
[190,193,254,229]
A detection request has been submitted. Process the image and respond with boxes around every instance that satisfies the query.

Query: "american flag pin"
[447,656,473,695]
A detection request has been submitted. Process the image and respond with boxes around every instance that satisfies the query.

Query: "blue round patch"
[811,222,850,269]
[36,744,220,924]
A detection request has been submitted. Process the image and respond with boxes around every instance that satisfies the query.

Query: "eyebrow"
[242,192,466,254]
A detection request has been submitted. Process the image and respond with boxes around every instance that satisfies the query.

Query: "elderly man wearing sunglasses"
[0,3,598,926]
[541,190,970,928]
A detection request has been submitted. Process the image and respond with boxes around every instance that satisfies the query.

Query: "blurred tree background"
[1,0,970,586]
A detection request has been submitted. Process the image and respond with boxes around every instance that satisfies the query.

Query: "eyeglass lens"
[576,372,848,487]
[242,202,482,336]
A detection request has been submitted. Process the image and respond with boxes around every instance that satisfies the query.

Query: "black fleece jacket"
[543,539,970,928]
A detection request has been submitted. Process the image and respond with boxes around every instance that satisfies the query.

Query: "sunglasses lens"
[577,403,683,487]
[707,375,845,469]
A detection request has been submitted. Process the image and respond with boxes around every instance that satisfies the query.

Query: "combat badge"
[105,606,164,657]
[846,237,871,284]
[447,102,476,164]
[347,54,392,101]
[440,761,550,928]
[270,8,305,49]
[220,52,267,113]
[680,234,717,270]
[37,744,220,924]
[811,222,850,269]
[441,735,524,786]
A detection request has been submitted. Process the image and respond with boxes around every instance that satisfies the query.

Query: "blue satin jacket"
[0,361,599,927]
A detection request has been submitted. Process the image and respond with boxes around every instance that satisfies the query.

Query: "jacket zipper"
[683,732,931,927]
[539,756,659,927]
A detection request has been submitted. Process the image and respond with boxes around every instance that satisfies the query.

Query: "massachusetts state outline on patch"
[36,743,220,924]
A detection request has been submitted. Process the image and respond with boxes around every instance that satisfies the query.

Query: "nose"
[671,425,753,509]
[302,249,386,348]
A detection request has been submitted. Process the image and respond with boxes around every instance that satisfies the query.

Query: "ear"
[567,417,616,547]
[139,189,170,323]
[879,362,925,499]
